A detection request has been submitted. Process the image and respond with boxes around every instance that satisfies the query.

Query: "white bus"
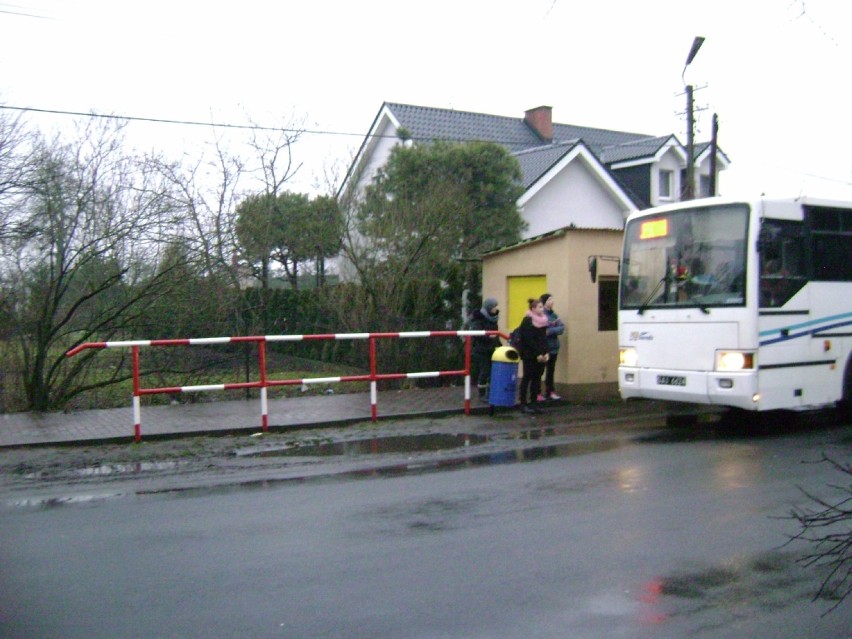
[617,196,852,414]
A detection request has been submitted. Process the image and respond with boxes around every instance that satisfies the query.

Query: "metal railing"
[66,330,505,442]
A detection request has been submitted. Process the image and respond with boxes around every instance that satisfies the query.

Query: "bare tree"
[150,134,245,287]
[154,119,306,289]
[787,454,852,613]
[0,105,35,240]
[243,120,305,288]
[246,117,303,199]
[0,117,184,410]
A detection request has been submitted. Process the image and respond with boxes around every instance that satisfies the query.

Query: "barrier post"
[464,336,472,415]
[369,336,378,421]
[258,340,268,432]
[132,345,142,442]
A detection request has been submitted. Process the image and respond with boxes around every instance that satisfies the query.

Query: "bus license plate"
[657,375,686,386]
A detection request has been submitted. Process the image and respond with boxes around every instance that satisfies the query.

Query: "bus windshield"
[620,203,749,310]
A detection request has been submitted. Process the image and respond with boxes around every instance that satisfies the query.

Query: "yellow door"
[507,276,546,331]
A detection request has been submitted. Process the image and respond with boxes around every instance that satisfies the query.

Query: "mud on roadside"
[0,401,682,500]
[0,414,513,493]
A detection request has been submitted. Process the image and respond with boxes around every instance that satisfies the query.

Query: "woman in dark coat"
[467,297,500,402]
[539,293,565,400]
[516,298,549,414]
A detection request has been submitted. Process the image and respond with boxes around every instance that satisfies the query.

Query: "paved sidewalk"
[0,387,688,449]
[0,386,492,447]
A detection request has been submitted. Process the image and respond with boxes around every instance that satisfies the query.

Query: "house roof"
[340,101,726,210]
[385,102,661,158]
[385,102,544,152]
[481,224,623,259]
[383,102,725,175]
[598,135,674,164]
[550,122,652,156]
[514,142,583,189]
[383,103,663,207]
[694,141,731,167]
[515,141,642,212]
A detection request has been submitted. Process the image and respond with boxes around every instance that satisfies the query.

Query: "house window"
[598,276,618,331]
[659,170,673,200]
[699,174,713,197]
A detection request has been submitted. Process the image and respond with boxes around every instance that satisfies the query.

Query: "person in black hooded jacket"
[466,297,500,402]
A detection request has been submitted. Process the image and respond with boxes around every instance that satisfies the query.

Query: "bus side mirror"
[588,256,598,283]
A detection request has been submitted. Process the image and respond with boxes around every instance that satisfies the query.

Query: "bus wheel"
[839,359,852,422]
[838,399,852,423]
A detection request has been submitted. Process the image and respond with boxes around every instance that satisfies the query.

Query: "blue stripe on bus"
[759,312,852,346]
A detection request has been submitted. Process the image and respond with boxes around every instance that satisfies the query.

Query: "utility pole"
[685,84,695,200]
[681,36,705,201]
[709,113,719,196]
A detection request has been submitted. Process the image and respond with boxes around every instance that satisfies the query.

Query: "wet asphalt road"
[1,412,850,638]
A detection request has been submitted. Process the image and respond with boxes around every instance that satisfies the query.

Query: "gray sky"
[1,0,849,199]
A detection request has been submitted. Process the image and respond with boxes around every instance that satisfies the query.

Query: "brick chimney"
[524,105,553,143]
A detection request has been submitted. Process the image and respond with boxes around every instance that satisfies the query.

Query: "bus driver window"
[759,220,806,307]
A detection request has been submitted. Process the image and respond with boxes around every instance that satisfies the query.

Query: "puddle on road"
[645,550,824,621]
[236,431,619,461]
[236,434,622,481]
[7,493,130,508]
[8,433,625,508]
[26,460,194,480]
[238,433,489,458]
[125,438,625,500]
[345,438,623,477]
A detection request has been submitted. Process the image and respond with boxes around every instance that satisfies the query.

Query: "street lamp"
[682,36,704,200]
[683,36,705,76]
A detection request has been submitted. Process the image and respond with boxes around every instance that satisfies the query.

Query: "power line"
[0,2,52,19]
[0,104,364,138]
[2,104,847,189]
[0,103,537,147]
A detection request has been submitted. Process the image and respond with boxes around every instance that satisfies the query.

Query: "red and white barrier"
[67,331,504,442]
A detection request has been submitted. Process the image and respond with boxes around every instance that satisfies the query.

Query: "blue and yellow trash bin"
[488,346,520,407]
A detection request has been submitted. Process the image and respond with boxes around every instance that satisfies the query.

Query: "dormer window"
[659,170,673,200]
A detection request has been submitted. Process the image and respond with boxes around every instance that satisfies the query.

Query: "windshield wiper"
[637,277,667,315]
[636,277,712,315]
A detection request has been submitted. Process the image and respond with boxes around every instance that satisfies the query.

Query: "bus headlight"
[715,351,755,372]
[620,347,638,367]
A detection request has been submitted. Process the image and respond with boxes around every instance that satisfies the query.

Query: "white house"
[340,102,729,238]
